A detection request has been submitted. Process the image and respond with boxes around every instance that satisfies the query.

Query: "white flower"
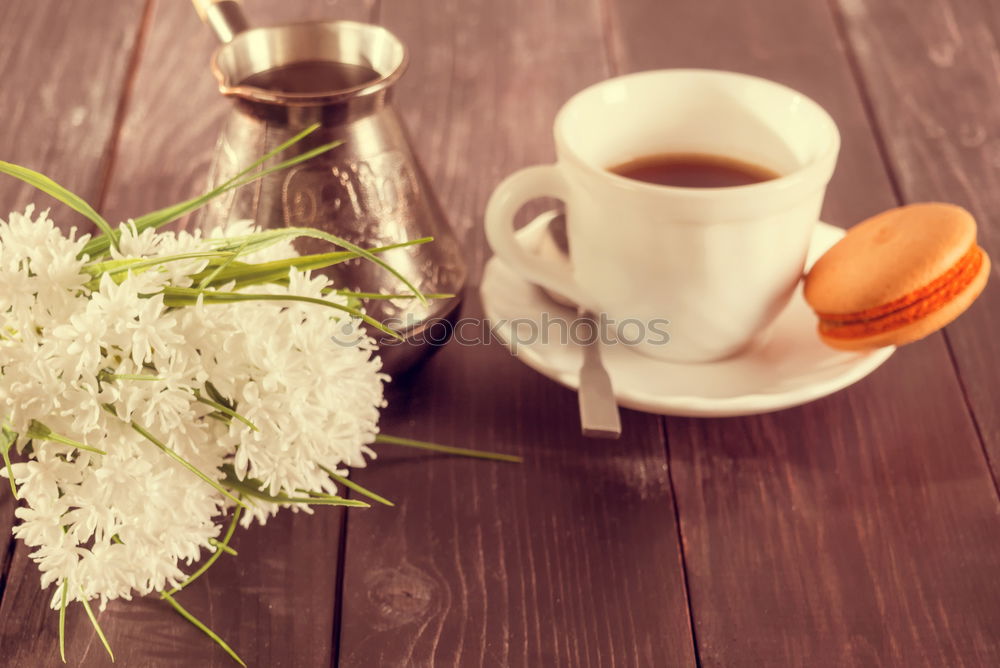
[0,206,386,612]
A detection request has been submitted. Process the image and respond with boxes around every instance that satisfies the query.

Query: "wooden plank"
[832,0,1000,500]
[0,1,144,224]
[608,0,1000,665]
[1,1,376,666]
[336,0,697,665]
[341,299,696,667]
[0,508,346,667]
[0,0,148,647]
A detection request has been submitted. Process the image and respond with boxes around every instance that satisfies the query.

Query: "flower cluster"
[0,206,385,612]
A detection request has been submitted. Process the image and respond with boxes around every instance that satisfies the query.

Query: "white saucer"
[480,212,895,417]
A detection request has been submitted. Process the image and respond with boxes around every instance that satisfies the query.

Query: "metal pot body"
[198,20,466,374]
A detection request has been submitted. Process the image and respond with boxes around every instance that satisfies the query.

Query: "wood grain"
[832,0,1000,499]
[0,508,347,667]
[607,0,1000,665]
[0,1,144,225]
[0,0,148,645]
[336,0,696,665]
[341,297,695,667]
[4,0,1000,666]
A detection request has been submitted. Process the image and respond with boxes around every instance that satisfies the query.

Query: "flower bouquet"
[0,124,515,664]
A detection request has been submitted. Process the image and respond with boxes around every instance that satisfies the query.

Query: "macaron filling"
[816,243,984,339]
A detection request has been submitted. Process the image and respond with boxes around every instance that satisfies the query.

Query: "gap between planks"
[823,0,1000,509]
[598,0,701,664]
[96,0,158,218]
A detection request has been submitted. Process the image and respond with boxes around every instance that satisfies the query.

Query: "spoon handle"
[577,310,622,439]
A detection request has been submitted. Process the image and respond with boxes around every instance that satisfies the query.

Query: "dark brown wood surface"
[338,1,692,666]
[833,0,1000,483]
[0,0,998,666]
[0,1,149,663]
[609,1,1000,666]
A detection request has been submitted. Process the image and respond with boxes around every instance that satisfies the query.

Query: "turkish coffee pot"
[192,0,467,374]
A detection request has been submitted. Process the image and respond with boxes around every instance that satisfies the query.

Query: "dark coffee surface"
[609,152,780,188]
[239,60,381,94]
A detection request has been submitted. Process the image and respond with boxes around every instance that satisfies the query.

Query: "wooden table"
[1,0,999,665]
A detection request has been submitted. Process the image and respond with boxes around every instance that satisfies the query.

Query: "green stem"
[322,467,394,507]
[209,538,238,556]
[1,424,18,499]
[193,392,258,432]
[332,290,455,300]
[99,372,163,382]
[221,469,369,508]
[79,588,115,662]
[254,227,429,306]
[130,420,247,509]
[160,288,403,340]
[26,420,106,455]
[374,434,523,463]
[198,239,250,289]
[165,504,243,596]
[85,250,235,279]
[83,123,334,258]
[59,580,68,664]
[142,141,340,235]
[192,247,399,290]
[162,591,246,667]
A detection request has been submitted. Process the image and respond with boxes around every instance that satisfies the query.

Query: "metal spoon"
[535,213,621,439]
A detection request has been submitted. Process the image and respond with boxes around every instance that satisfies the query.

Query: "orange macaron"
[804,203,990,351]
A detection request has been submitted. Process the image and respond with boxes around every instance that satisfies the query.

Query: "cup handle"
[485,165,587,307]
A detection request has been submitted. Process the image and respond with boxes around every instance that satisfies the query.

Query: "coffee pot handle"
[191,0,249,44]
[485,165,589,308]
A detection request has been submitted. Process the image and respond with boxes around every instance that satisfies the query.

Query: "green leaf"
[162,591,246,667]
[159,287,403,341]
[322,467,394,507]
[129,141,340,235]
[79,589,115,662]
[221,466,369,508]
[193,391,258,432]
[59,580,68,664]
[193,251,357,289]
[374,434,523,463]
[251,227,429,306]
[332,290,455,300]
[26,420,106,455]
[0,160,118,250]
[192,237,432,291]
[84,250,235,279]
[130,420,247,509]
[1,424,18,499]
[204,381,232,408]
[166,504,243,596]
[198,239,250,289]
[81,122,337,258]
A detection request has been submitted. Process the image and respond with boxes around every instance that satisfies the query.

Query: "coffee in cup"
[485,69,840,363]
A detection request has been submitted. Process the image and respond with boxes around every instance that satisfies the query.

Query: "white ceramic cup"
[485,69,840,363]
